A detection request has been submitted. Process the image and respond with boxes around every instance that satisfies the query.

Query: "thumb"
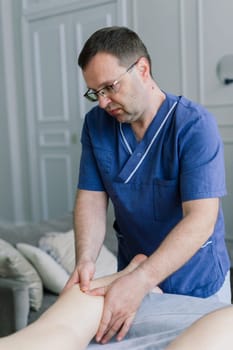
[80,270,93,292]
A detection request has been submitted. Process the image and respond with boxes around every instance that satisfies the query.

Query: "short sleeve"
[78,118,105,191]
[179,109,226,201]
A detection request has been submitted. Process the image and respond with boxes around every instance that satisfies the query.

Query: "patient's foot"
[151,286,163,294]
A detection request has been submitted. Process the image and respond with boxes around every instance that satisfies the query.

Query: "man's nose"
[98,95,112,109]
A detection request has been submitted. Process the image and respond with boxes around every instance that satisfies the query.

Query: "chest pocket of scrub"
[153,178,181,221]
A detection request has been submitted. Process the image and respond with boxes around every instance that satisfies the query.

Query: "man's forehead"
[83,53,125,87]
[86,52,122,70]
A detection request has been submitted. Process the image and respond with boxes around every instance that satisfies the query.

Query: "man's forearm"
[74,189,109,264]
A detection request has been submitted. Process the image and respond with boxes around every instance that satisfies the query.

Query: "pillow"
[17,243,69,294]
[0,239,43,311]
[39,230,75,274]
[39,230,117,278]
[95,245,117,279]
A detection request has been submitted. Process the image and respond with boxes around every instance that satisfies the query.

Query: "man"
[65,26,230,344]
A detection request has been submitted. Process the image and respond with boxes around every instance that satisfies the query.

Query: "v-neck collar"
[118,95,178,183]
[119,94,177,154]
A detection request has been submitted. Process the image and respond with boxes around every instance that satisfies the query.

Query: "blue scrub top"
[78,93,230,298]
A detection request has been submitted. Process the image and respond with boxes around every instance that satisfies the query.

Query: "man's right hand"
[62,260,96,293]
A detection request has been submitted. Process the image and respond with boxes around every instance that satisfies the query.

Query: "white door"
[22,1,124,221]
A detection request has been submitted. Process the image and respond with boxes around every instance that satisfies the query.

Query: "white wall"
[133,0,233,240]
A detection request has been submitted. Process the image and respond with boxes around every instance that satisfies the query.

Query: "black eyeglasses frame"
[83,59,140,102]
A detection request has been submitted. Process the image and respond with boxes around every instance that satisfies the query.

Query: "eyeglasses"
[84,59,139,102]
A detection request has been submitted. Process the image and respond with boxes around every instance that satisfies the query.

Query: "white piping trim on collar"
[119,123,133,155]
[124,101,178,184]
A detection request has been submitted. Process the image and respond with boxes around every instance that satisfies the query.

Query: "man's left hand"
[88,270,149,344]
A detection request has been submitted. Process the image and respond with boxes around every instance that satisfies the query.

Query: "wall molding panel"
[33,24,69,122]
[0,0,24,222]
[40,154,73,219]
[39,129,70,147]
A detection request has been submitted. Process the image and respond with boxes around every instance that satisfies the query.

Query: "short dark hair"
[78,26,152,73]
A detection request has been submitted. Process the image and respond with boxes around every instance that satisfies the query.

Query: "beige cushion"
[0,239,43,311]
[17,243,69,294]
[39,230,75,274]
[39,230,117,278]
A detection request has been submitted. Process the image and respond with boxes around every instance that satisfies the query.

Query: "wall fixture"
[216,54,233,85]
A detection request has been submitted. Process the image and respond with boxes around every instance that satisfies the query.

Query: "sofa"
[0,212,117,337]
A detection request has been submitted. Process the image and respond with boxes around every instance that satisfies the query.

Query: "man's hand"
[63,259,95,294]
[88,269,149,344]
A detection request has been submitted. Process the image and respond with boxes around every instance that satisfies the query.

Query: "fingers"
[96,308,113,343]
[96,313,135,344]
[99,317,123,344]
[87,286,108,296]
[116,314,135,341]
[72,260,95,292]
[62,260,95,294]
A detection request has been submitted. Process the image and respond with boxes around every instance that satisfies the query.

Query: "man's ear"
[137,57,150,78]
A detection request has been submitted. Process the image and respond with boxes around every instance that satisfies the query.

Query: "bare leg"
[0,254,160,350]
[0,284,103,350]
[166,305,233,350]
